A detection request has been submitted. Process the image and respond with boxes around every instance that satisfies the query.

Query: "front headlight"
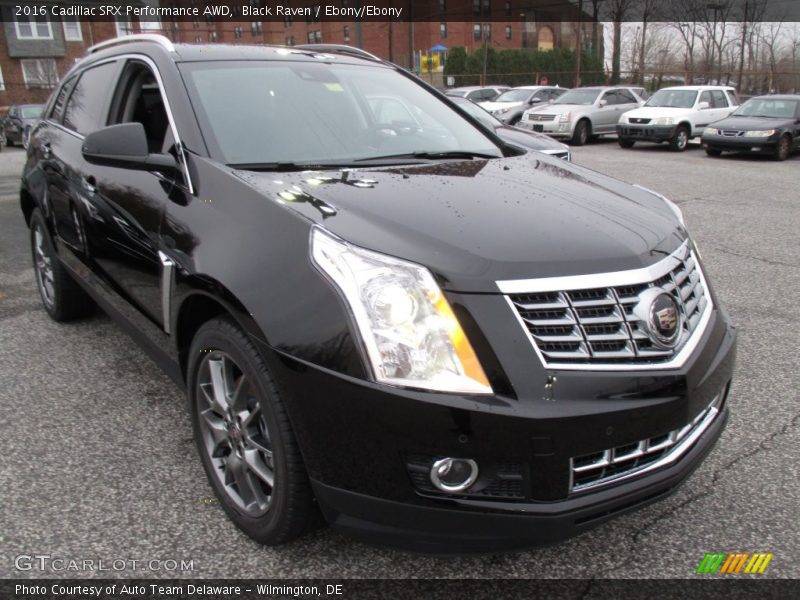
[653,117,675,126]
[633,184,685,226]
[494,107,512,115]
[704,127,719,136]
[744,129,776,137]
[559,112,571,123]
[311,228,492,394]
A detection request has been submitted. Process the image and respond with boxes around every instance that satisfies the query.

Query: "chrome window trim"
[497,240,690,294]
[500,240,715,371]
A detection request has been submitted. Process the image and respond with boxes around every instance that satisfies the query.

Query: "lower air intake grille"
[570,392,724,493]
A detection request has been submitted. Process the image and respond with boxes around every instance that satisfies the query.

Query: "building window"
[234,26,243,39]
[538,26,554,51]
[343,25,350,42]
[439,0,446,13]
[62,20,82,41]
[21,58,59,89]
[0,65,5,92]
[483,0,491,16]
[473,24,481,41]
[209,31,218,42]
[15,16,53,40]
[251,21,262,35]
[192,18,199,29]
[505,25,512,40]
[194,35,203,43]
[484,24,492,39]
[307,31,315,44]
[307,30,322,43]
[505,1,511,16]
[284,16,293,27]
[473,0,480,16]
[440,23,447,39]
[115,17,134,37]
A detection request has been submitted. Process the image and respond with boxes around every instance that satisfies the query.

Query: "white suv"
[616,86,739,151]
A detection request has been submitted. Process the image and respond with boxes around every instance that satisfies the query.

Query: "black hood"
[233,154,685,292]
[494,126,567,153]
[711,115,795,130]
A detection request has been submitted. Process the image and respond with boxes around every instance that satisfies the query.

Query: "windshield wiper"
[354,150,499,163]
[228,161,352,172]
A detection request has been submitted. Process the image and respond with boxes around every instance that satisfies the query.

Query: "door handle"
[81,176,97,195]
[40,142,51,158]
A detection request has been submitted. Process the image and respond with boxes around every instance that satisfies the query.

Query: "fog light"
[430,458,479,492]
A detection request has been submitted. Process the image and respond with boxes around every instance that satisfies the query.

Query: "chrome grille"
[570,392,724,493]
[528,113,556,122]
[502,241,713,369]
[721,129,744,137]
[629,117,651,124]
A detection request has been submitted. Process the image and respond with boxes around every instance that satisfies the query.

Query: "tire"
[22,127,31,150]
[30,209,95,321]
[773,135,791,161]
[571,120,589,146]
[668,125,690,152]
[188,317,318,545]
[618,138,635,149]
[705,147,722,157]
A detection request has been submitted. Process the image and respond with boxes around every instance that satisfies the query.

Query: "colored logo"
[696,552,773,574]
[633,288,683,349]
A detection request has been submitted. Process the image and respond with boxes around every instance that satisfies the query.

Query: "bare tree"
[606,0,636,84]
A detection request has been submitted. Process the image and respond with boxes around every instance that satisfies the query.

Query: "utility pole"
[575,0,583,88]
[737,1,748,91]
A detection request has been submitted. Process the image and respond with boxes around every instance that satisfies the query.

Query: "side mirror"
[82,123,177,172]
[599,99,608,107]
[697,101,710,110]
[529,97,542,104]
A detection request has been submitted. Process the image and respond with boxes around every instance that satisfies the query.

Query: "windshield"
[452,99,500,129]
[181,62,501,166]
[733,98,798,118]
[645,90,697,108]
[494,89,532,103]
[20,106,43,118]
[553,89,600,105]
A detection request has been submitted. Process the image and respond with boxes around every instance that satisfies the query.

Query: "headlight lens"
[653,117,675,125]
[559,112,571,123]
[744,129,776,137]
[494,107,512,115]
[633,184,685,226]
[311,228,492,394]
[704,127,719,136]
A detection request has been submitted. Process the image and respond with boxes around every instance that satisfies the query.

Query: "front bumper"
[617,123,678,142]
[702,134,779,153]
[519,118,573,139]
[259,303,736,553]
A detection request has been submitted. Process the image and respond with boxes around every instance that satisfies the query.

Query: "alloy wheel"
[33,225,55,309]
[196,351,275,516]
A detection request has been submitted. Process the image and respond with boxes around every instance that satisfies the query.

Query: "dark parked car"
[2,103,44,149]
[22,37,735,553]
[702,94,800,160]
[450,95,571,160]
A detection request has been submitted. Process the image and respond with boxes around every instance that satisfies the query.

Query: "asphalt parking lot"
[1,140,798,580]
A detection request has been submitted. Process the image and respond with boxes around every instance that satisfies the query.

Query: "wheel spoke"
[226,454,264,510]
[243,448,275,488]
[201,410,230,455]
[229,375,249,411]
[207,358,231,414]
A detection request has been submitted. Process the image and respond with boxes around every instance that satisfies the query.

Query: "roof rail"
[293,44,382,62]
[88,34,175,55]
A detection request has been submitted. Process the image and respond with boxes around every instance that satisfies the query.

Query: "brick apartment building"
[0,0,595,109]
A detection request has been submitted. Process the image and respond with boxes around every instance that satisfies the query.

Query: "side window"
[698,91,711,107]
[63,62,118,135]
[726,90,740,106]
[110,62,171,153]
[710,90,728,108]
[602,91,618,105]
[618,90,637,104]
[50,76,76,122]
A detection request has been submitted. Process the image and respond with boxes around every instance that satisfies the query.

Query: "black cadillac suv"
[20,36,736,553]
